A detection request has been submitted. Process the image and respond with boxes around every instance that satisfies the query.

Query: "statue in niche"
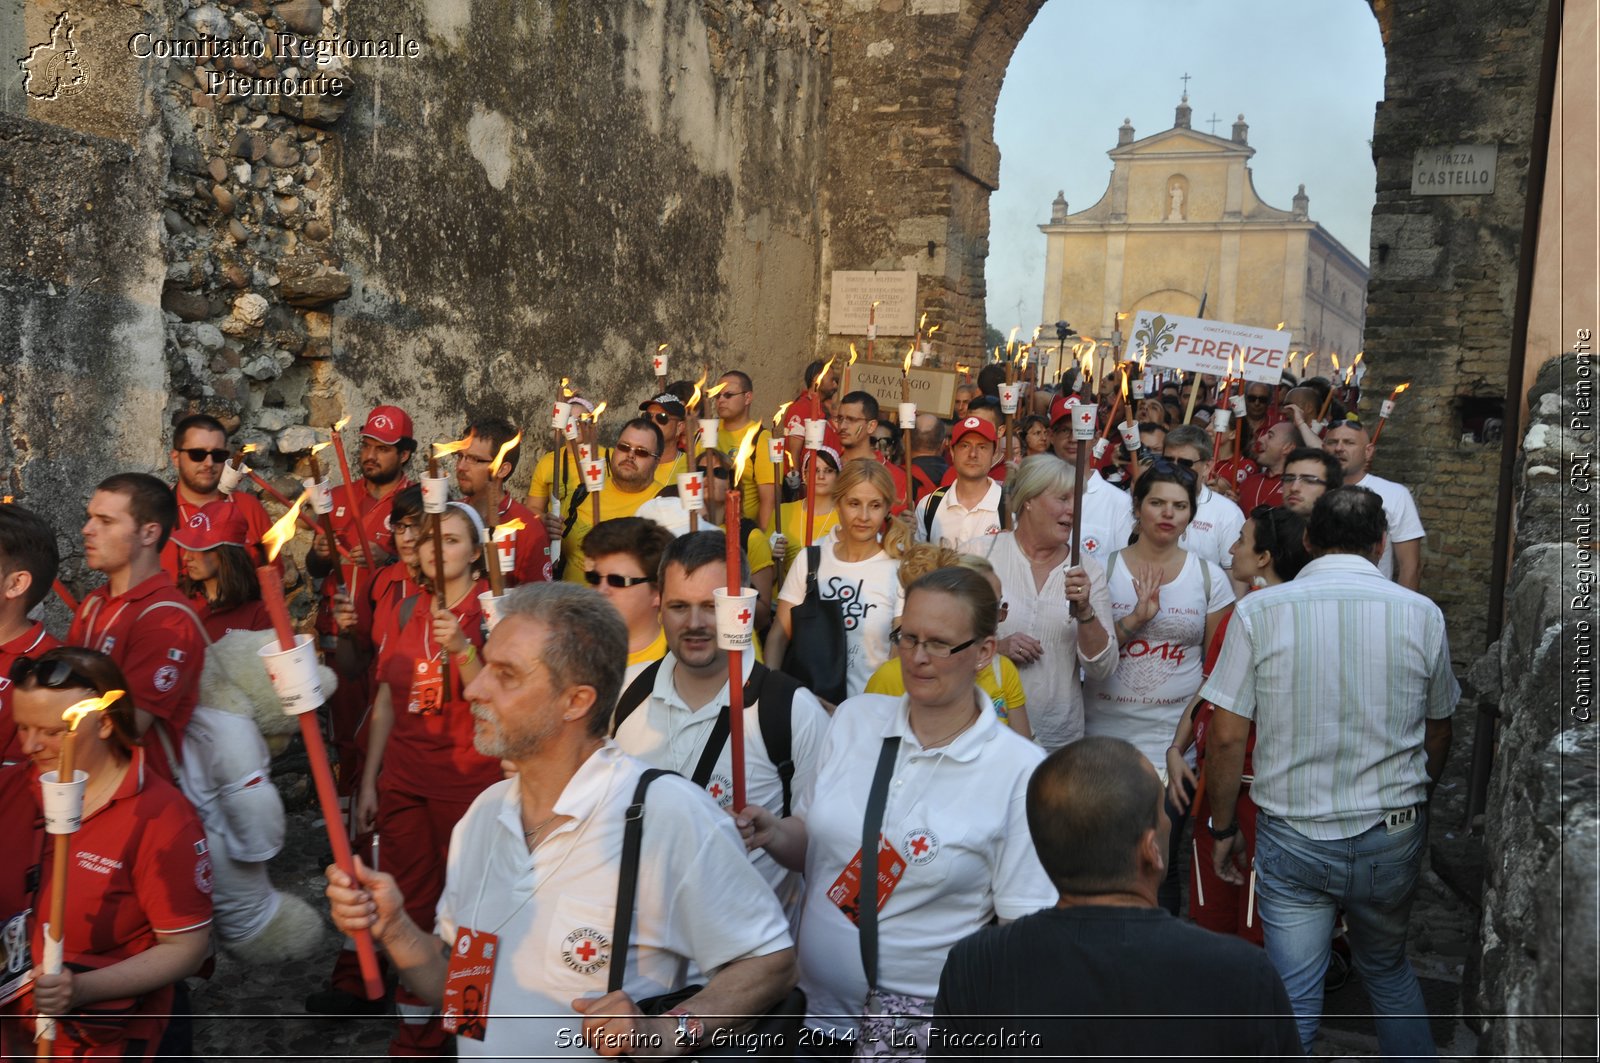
[1168,183,1184,220]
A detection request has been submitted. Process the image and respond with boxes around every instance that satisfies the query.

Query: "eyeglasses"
[717,389,747,399]
[584,571,653,589]
[1280,474,1327,486]
[889,628,979,658]
[392,519,423,537]
[612,442,659,461]
[696,466,733,481]
[9,656,97,691]
[180,448,231,464]
[871,436,893,448]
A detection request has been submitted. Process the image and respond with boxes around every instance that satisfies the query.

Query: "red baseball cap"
[170,500,251,551]
[362,405,414,445]
[1048,393,1084,428]
[952,416,998,445]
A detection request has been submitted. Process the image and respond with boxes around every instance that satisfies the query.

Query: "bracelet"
[1115,619,1133,640]
[454,644,478,665]
[1206,816,1240,841]
[1072,607,1096,624]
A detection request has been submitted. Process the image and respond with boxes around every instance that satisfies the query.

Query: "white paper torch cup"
[713,587,760,652]
[1311,420,1327,435]
[492,528,516,574]
[1229,395,1247,417]
[898,402,917,430]
[551,401,572,430]
[421,476,450,514]
[479,591,505,633]
[653,353,669,378]
[866,323,878,340]
[1092,438,1110,461]
[1072,407,1098,441]
[998,384,1020,414]
[1118,421,1141,449]
[577,443,594,463]
[258,633,324,715]
[40,769,88,834]
[1380,400,1395,419]
[803,419,826,450]
[582,463,606,492]
[913,346,928,367]
[767,437,785,464]
[677,473,706,516]
[563,414,581,441]
[219,461,247,494]
[1211,409,1232,433]
[698,419,720,450]
[302,477,334,515]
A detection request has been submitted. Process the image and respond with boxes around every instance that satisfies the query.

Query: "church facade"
[1039,97,1368,365]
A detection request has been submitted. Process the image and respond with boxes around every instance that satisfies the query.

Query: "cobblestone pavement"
[186,714,1489,1061]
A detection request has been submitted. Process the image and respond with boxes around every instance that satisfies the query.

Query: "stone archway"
[820,0,1555,659]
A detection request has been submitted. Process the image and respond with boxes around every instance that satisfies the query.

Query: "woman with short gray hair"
[965,455,1116,749]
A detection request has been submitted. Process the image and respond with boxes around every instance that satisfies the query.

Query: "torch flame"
[590,402,608,424]
[560,377,573,400]
[63,689,125,730]
[1137,347,1149,372]
[433,433,475,458]
[918,312,927,331]
[657,342,669,353]
[495,518,527,536]
[1353,351,1365,367]
[490,431,523,476]
[772,400,793,428]
[688,369,707,411]
[309,441,332,457]
[732,424,761,484]
[262,492,309,563]
[1120,369,1130,402]
[928,324,940,337]
[812,357,834,392]
[704,382,728,401]
[955,363,971,375]
[1392,382,1412,397]
[847,344,859,367]
[1330,353,1341,374]
[1275,321,1286,331]
[241,443,259,456]
[333,415,351,432]
[903,346,914,374]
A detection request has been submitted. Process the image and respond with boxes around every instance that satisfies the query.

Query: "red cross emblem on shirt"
[708,783,724,798]
[910,835,930,856]
[736,608,752,624]
[575,939,596,962]
[683,477,703,498]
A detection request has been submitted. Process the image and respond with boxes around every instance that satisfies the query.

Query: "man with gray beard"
[327,583,795,1058]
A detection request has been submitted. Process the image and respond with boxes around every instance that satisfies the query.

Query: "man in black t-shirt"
[931,737,1301,1060]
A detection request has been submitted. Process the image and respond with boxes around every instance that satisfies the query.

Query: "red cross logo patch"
[901,827,940,866]
[560,926,610,974]
[187,512,210,531]
[1083,537,1099,553]
[373,414,394,430]
[705,773,733,809]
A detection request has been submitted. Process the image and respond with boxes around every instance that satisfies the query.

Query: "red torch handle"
[726,488,746,812]
[256,566,384,1000]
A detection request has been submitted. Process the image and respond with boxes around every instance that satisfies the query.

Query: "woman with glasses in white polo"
[742,566,1054,1058]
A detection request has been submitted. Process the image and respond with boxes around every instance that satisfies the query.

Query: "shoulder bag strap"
[608,659,664,735]
[751,664,796,817]
[690,707,733,789]
[860,736,901,992]
[608,767,677,995]
[921,486,948,539]
[805,544,821,595]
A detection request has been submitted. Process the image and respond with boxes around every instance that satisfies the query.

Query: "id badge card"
[441,926,497,1040]
[0,908,34,1007]
[825,835,906,926]
[409,656,444,716]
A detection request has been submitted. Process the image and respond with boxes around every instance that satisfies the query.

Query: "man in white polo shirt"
[1323,420,1425,590]
[915,416,1005,547]
[325,583,794,1058]
[612,531,827,914]
[1163,425,1245,575]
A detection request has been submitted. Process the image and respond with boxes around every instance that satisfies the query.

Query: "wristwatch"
[664,1007,704,1048]
[1206,816,1240,840]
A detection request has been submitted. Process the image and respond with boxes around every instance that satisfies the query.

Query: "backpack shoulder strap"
[805,544,821,592]
[608,659,664,736]
[138,598,214,648]
[397,591,423,635]
[1201,556,1213,603]
[751,663,798,817]
[921,486,950,539]
[608,767,677,994]
[1105,548,1124,579]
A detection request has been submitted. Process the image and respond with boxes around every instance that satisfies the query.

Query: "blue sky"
[986,0,1386,332]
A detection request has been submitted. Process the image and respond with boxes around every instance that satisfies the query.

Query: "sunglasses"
[696,466,733,481]
[180,448,231,464]
[1246,395,1270,404]
[9,656,97,691]
[1148,458,1198,485]
[584,571,653,589]
[648,412,680,426]
[612,442,659,461]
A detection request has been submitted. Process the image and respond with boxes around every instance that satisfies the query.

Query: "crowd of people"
[0,359,1457,1060]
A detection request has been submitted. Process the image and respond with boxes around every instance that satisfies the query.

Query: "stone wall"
[1473,352,1597,1059]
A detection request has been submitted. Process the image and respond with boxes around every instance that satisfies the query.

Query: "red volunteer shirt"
[158,488,274,582]
[199,598,273,643]
[67,573,206,775]
[315,479,412,651]
[0,749,211,1056]
[374,581,501,802]
[1238,473,1284,512]
[492,495,553,586]
[0,623,62,766]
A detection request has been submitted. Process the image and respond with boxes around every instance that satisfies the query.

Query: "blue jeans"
[1254,809,1435,1060]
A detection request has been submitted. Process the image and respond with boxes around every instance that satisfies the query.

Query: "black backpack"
[611,658,799,816]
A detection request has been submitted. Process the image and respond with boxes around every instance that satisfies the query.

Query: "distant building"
[1039,97,1367,371]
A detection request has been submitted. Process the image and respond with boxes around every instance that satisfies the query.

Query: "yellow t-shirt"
[628,628,668,671]
[559,479,664,583]
[528,447,591,516]
[653,452,691,489]
[718,424,775,522]
[865,655,1028,730]
[775,500,839,584]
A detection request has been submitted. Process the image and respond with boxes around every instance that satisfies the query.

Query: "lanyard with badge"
[439,772,613,1041]
[407,597,447,717]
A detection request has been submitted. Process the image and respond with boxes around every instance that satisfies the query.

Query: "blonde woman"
[965,454,1116,750]
[770,459,910,705]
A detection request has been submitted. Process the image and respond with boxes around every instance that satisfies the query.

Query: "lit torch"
[1318,355,1342,423]
[726,426,762,812]
[327,416,374,571]
[430,434,476,693]
[259,497,385,1000]
[1371,382,1411,447]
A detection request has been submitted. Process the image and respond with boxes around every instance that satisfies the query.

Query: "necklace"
[914,705,980,749]
[522,813,560,845]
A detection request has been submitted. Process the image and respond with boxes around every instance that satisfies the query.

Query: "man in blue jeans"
[1198,486,1458,1058]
